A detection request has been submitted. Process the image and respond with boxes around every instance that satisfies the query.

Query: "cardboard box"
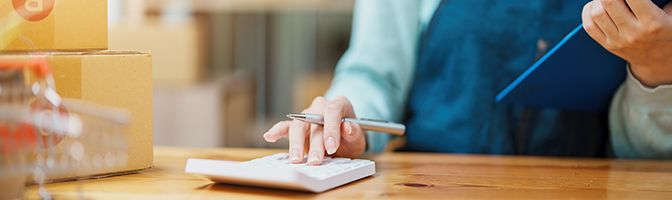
[153,75,256,148]
[0,0,108,51]
[154,83,223,147]
[0,51,152,181]
[221,76,256,147]
[109,19,204,85]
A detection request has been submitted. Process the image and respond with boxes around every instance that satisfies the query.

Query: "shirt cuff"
[622,65,672,106]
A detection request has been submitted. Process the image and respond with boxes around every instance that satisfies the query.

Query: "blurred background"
[108,0,354,148]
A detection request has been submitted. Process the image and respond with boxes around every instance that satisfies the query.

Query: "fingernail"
[345,122,353,135]
[326,137,336,154]
[307,153,320,165]
[290,149,301,162]
[263,134,276,142]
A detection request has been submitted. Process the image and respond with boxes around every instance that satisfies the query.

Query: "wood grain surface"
[24,147,672,199]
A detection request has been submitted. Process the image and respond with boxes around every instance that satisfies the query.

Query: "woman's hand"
[262,96,366,165]
[582,0,672,87]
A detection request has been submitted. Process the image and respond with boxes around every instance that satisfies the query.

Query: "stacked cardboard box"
[0,0,107,51]
[153,83,223,147]
[109,19,204,85]
[0,0,153,182]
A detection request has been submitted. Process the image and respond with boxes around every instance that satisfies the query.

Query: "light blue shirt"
[326,0,672,158]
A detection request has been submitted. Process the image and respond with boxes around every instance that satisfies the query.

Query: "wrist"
[629,64,672,88]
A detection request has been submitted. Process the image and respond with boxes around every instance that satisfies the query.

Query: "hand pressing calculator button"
[185,153,375,193]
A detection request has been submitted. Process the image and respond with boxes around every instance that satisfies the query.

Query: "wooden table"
[25,147,672,199]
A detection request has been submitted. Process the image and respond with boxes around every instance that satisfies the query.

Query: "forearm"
[325,0,421,152]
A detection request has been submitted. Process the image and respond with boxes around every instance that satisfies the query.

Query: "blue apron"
[403,0,609,157]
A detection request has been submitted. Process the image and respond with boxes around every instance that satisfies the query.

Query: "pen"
[286,113,406,136]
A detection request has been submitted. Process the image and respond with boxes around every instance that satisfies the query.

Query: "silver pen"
[286,113,406,136]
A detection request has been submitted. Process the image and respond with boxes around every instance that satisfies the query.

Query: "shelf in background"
[145,0,354,13]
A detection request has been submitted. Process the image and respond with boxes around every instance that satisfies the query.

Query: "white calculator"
[184,153,375,193]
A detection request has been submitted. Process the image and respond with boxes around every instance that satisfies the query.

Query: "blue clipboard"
[496,0,670,112]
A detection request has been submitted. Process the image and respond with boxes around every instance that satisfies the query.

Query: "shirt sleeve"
[325,0,421,152]
[609,66,672,159]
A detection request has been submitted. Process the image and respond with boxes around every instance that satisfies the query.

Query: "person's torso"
[403,0,609,157]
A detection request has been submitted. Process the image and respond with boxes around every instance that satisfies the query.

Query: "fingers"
[288,96,329,164]
[263,121,291,142]
[334,121,366,158]
[600,0,637,30]
[307,124,325,165]
[625,0,663,20]
[323,97,348,155]
[306,97,327,165]
[288,119,309,163]
[584,2,607,42]
[591,1,620,36]
[341,121,361,143]
[264,95,360,164]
